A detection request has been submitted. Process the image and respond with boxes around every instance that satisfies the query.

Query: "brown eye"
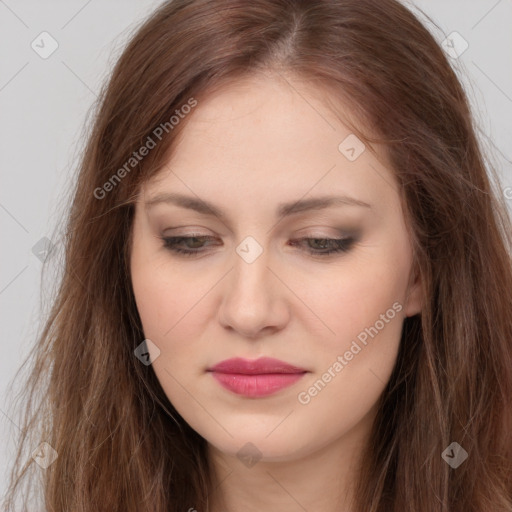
[161,235,218,256]
[160,235,356,258]
[288,237,355,256]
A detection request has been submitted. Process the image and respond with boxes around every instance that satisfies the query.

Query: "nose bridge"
[230,235,272,303]
[217,234,287,336]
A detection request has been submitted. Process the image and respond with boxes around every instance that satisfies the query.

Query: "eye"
[159,235,356,258]
[160,235,219,256]
[289,237,355,256]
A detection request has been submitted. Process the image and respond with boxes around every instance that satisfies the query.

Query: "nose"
[217,247,290,339]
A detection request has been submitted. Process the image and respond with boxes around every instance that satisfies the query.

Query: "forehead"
[174,73,355,151]
[141,74,399,219]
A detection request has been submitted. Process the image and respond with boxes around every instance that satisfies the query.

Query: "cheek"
[300,257,408,355]
[132,268,201,344]
[130,249,218,375]
[130,237,186,341]
[293,268,406,441]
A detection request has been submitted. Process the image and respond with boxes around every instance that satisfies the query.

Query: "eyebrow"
[144,192,372,218]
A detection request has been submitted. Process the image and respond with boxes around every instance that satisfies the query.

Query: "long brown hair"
[3,0,512,510]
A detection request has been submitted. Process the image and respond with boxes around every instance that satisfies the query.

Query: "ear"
[403,262,423,317]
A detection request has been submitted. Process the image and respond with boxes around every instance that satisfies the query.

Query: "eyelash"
[159,235,355,257]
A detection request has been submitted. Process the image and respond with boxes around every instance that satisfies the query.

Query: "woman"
[3,0,512,511]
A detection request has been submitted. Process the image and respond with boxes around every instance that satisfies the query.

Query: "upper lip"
[208,357,307,375]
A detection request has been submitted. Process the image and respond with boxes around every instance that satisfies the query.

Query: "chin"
[204,427,315,465]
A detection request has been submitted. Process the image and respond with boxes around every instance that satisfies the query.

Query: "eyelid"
[159,231,358,258]
[162,225,355,238]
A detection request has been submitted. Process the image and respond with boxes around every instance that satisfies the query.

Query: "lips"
[209,356,307,375]
[207,357,307,398]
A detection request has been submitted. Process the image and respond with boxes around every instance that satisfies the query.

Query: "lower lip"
[210,372,306,397]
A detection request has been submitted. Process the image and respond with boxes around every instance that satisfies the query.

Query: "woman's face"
[130,74,422,463]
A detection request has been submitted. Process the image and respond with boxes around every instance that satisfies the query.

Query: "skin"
[129,72,423,512]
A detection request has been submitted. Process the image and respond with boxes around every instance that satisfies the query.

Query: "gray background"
[1,0,511,499]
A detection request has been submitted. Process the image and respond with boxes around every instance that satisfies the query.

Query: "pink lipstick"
[207,357,307,398]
